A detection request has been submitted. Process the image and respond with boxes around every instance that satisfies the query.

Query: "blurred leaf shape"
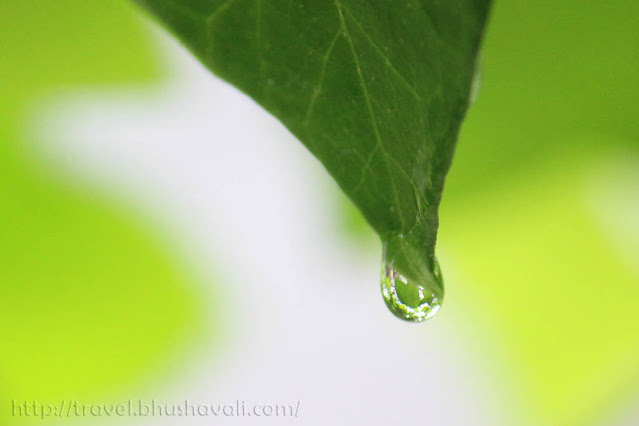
[439,1,639,420]
[0,0,204,416]
[448,0,639,195]
[442,147,639,425]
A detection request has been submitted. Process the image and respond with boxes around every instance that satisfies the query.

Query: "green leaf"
[134,0,490,312]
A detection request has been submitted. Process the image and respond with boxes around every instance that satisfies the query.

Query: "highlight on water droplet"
[381,263,442,322]
[380,234,444,322]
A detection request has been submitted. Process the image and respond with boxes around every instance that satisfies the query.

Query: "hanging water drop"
[380,235,444,322]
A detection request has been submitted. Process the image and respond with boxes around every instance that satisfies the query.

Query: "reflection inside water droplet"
[381,262,442,322]
[379,234,444,322]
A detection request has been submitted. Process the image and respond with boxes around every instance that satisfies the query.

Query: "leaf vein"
[303,27,343,126]
[340,4,422,101]
[335,0,405,228]
[205,0,237,25]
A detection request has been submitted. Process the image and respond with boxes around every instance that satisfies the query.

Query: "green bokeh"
[1,1,210,422]
[442,152,639,425]
[448,0,639,196]
[446,0,639,423]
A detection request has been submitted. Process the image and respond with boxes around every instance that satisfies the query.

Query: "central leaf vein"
[335,0,405,228]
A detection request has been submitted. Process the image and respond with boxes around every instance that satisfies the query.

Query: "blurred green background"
[0,0,211,421]
[443,1,639,424]
[1,0,638,425]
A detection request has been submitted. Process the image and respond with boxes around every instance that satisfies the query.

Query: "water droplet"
[380,236,444,322]
[381,262,442,322]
